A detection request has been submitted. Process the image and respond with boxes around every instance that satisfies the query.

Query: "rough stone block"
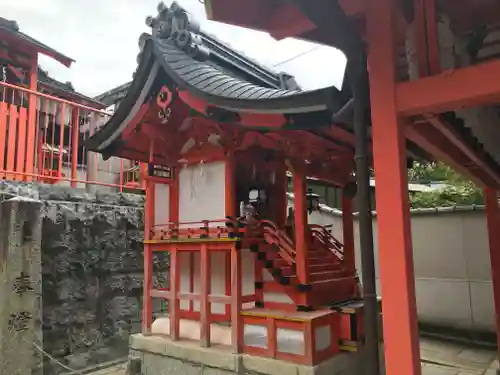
[0,197,43,375]
[130,334,237,371]
[241,354,300,375]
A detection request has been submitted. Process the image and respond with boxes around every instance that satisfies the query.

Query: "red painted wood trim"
[200,244,211,347]
[25,53,37,181]
[142,243,153,333]
[16,107,27,179]
[169,246,180,340]
[70,108,80,187]
[367,2,421,374]
[230,245,242,353]
[6,104,18,180]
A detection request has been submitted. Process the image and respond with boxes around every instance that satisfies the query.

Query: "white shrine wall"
[153,183,170,225]
[178,161,226,226]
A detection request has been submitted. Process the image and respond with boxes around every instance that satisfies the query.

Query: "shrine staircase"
[248,220,359,311]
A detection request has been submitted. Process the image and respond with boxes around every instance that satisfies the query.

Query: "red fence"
[0,81,144,192]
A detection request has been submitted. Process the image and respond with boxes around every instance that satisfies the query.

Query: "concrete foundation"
[129,334,385,375]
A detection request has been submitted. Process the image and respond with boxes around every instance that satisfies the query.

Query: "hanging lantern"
[249,188,267,205]
[306,189,321,214]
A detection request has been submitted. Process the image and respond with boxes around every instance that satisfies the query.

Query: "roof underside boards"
[85,2,424,170]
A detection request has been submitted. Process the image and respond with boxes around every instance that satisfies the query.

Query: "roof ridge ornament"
[145,1,210,61]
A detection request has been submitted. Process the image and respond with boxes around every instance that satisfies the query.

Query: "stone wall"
[0,197,43,375]
[0,181,165,374]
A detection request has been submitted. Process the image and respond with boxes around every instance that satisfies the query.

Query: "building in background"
[0,17,141,191]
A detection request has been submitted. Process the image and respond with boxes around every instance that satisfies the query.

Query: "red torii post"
[367,1,421,375]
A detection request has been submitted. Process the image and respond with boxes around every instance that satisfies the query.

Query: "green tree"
[407,161,484,208]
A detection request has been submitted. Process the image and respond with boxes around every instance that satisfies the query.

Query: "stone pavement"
[420,337,498,375]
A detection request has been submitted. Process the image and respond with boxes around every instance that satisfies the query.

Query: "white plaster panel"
[242,250,255,296]
[315,325,332,352]
[179,252,191,311]
[210,252,226,314]
[244,324,268,349]
[276,328,305,355]
[179,162,226,226]
[154,183,170,225]
[193,253,201,312]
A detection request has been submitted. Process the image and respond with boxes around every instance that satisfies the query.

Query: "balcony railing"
[0,81,144,192]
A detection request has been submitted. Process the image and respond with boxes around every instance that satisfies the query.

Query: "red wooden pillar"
[25,53,38,181]
[142,139,157,333]
[484,188,500,356]
[341,195,355,273]
[140,163,148,189]
[170,246,180,340]
[225,154,236,218]
[200,244,211,347]
[70,108,80,188]
[230,244,242,353]
[142,178,155,333]
[367,1,421,375]
[225,154,237,321]
[293,168,310,299]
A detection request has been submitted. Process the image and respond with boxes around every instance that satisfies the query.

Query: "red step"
[280,268,352,281]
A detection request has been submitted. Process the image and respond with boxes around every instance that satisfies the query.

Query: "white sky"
[0,0,347,97]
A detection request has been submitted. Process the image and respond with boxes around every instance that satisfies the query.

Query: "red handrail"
[258,220,296,265]
[0,81,146,191]
[310,225,344,260]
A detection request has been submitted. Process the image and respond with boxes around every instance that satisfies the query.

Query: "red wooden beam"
[267,3,315,40]
[424,114,500,187]
[25,53,38,181]
[405,123,496,188]
[291,166,310,307]
[397,59,500,116]
[339,0,366,17]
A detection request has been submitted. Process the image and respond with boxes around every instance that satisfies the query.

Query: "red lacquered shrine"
[83,2,419,366]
